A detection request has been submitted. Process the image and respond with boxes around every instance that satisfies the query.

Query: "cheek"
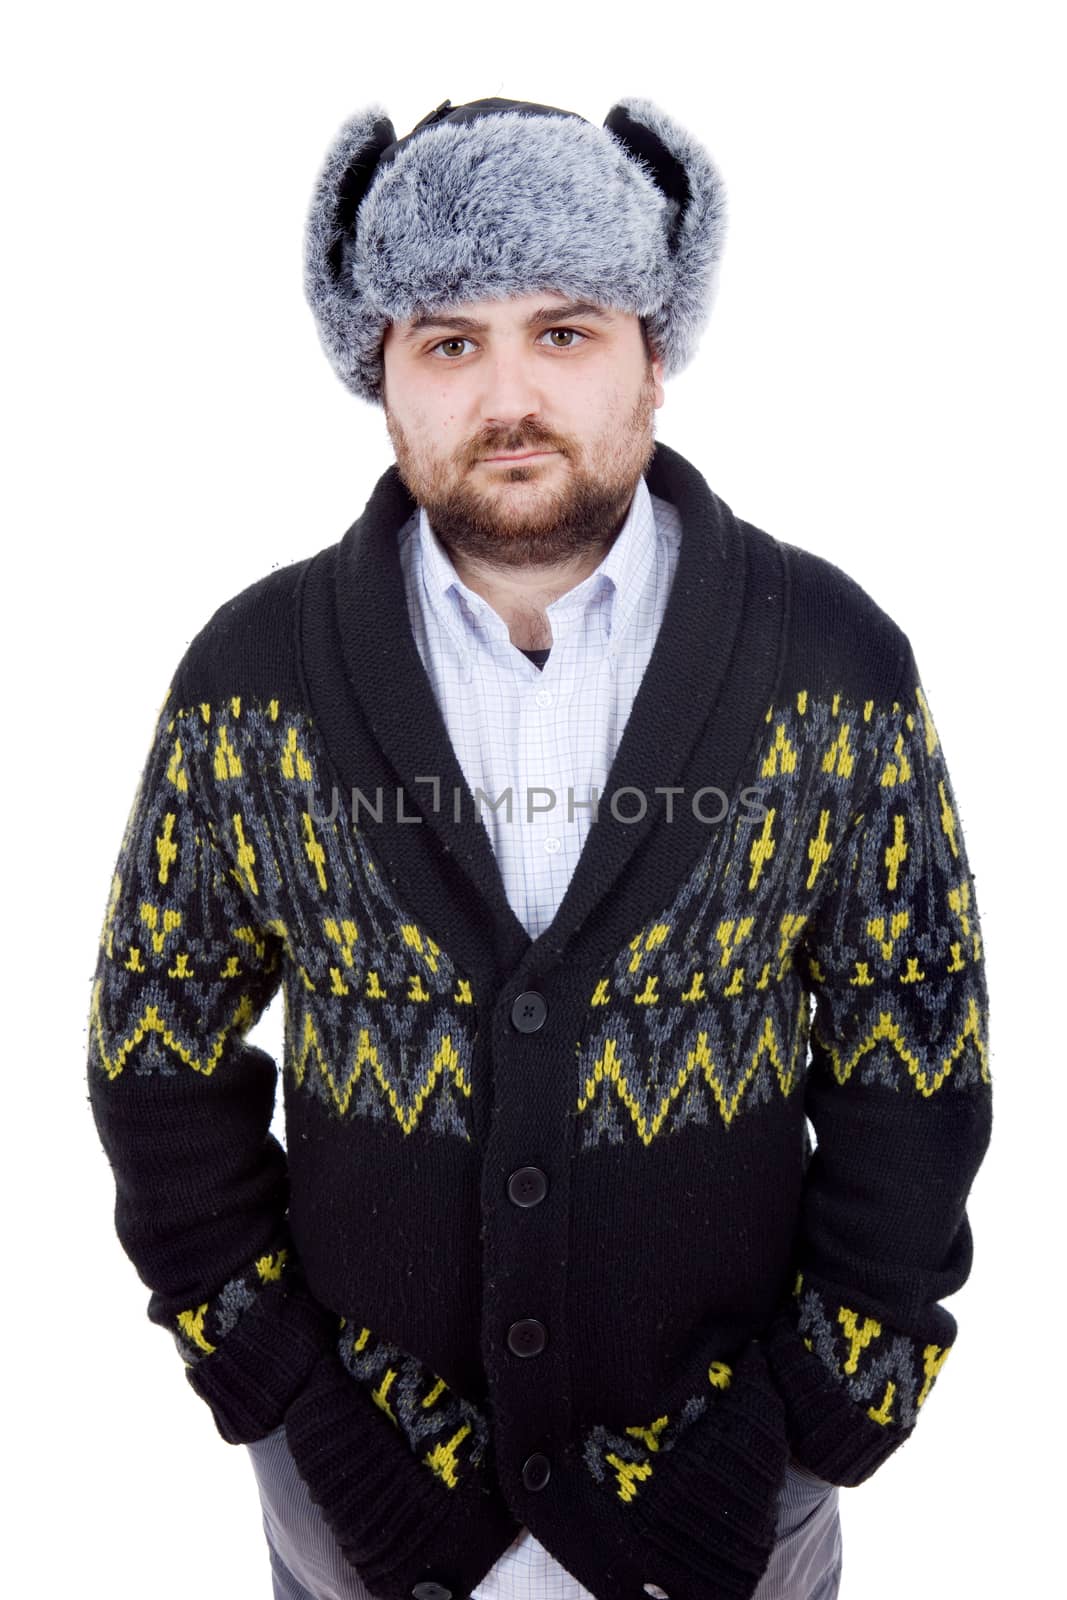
[391,397,442,444]
[571,389,624,442]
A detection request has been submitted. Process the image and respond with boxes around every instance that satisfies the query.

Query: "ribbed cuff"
[761,1308,911,1486]
[283,1352,522,1600]
[185,1277,338,1445]
[624,1339,790,1597]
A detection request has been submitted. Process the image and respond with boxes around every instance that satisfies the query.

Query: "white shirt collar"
[415,472,659,668]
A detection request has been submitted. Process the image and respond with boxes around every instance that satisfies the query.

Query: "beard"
[383,362,659,571]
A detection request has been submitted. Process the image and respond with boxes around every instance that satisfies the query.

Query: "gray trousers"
[246,1424,843,1600]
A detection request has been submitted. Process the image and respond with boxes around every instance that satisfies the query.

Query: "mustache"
[472,429,564,459]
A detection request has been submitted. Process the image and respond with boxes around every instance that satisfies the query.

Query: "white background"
[5,2,1060,1595]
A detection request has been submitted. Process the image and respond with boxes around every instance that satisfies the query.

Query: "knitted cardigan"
[86,440,993,1600]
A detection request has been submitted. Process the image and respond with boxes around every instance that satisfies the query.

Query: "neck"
[451,542,614,651]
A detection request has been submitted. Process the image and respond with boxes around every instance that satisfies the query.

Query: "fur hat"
[303,95,728,406]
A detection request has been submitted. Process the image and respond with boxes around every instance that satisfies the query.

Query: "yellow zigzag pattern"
[289,1010,473,1131]
[88,983,257,1082]
[578,991,987,1142]
[576,993,811,1145]
[812,994,989,1095]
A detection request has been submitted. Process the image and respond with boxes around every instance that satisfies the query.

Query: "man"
[86,96,993,1600]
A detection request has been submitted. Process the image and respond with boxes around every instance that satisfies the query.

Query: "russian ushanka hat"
[303,94,728,405]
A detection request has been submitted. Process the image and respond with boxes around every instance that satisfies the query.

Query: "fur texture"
[303,97,728,406]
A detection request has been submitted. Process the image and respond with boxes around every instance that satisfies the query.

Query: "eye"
[430,337,477,359]
[427,327,589,360]
[539,327,587,349]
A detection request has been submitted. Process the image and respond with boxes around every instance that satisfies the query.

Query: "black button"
[411,1584,453,1600]
[522,1451,551,1490]
[510,991,547,1032]
[507,1318,547,1357]
[507,1166,548,1207]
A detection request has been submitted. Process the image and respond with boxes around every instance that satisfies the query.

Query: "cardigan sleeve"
[760,637,993,1486]
[86,670,524,1595]
[86,669,338,1444]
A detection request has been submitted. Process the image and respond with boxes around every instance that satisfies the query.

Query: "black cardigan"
[87,440,993,1600]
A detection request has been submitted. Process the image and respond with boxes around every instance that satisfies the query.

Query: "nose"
[477,343,549,436]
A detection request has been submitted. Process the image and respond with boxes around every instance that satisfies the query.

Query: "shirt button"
[521,1452,552,1491]
[544,836,561,854]
[510,991,547,1032]
[507,1166,548,1207]
[534,688,552,707]
[507,1318,547,1357]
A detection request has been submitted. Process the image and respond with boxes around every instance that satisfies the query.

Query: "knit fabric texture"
[86,440,993,1600]
[400,468,675,1595]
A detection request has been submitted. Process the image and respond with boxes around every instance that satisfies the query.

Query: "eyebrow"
[400,300,616,344]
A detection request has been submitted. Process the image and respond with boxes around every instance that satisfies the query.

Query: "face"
[380,291,665,570]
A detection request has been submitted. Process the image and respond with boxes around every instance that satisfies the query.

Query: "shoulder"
[172,551,320,709]
[751,527,911,711]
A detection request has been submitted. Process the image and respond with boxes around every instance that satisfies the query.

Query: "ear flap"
[603,102,691,254]
[304,105,397,395]
[307,107,398,294]
[602,97,728,378]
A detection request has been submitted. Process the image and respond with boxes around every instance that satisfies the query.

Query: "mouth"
[480,450,558,463]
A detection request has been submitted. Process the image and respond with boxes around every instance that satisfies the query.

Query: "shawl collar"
[299,440,786,991]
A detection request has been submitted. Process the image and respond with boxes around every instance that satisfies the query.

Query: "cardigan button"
[411,1584,453,1600]
[507,1318,547,1356]
[510,990,547,1032]
[521,1451,551,1490]
[507,1166,548,1206]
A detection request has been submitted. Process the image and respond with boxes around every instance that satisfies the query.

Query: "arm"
[87,668,338,1441]
[87,668,520,1595]
[760,638,993,1485]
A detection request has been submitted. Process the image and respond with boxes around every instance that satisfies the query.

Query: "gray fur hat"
[303,95,728,406]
